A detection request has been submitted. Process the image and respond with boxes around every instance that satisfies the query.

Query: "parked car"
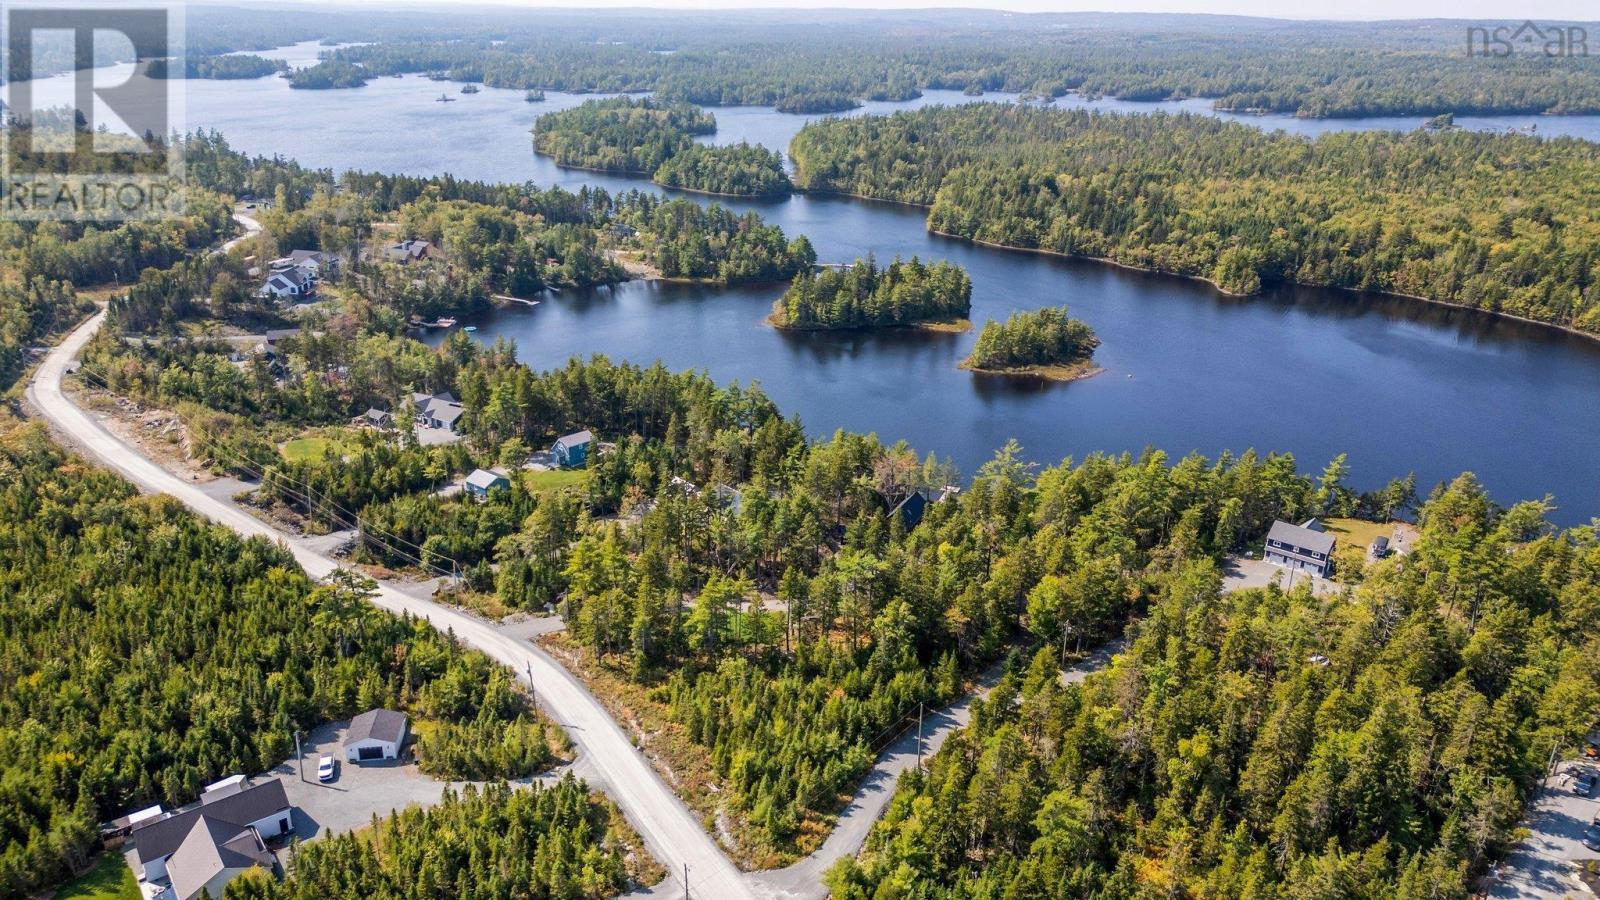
[317,755,337,782]
[1583,822,1600,853]
[1575,770,1598,796]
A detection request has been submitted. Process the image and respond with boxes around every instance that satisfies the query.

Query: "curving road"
[751,640,1124,899]
[28,310,753,900]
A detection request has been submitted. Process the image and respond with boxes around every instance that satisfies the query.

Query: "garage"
[343,708,409,763]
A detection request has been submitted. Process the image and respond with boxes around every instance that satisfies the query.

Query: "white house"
[260,266,313,301]
[344,708,409,762]
[124,777,291,900]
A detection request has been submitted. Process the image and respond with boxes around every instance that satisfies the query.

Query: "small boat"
[435,317,457,328]
[435,93,455,103]
[463,325,478,333]
[460,84,480,94]
[525,89,545,103]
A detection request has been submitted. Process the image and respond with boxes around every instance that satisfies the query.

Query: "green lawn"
[1323,516,1393,553]
[280,434,347,464]
[53,854,139,900]
[522,468,589,495]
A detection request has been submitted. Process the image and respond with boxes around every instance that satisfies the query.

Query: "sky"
[312,0,1600,20]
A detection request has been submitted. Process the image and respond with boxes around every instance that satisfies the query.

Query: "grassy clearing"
[1323,517,1393,553]
[280,435,335,463]
[522,468,589,495]
[53,854,139,900]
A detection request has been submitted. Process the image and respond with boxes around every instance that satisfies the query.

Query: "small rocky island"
[961,305,1101,381]
[768,256,971,331]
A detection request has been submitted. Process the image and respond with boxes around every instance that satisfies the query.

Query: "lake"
[10,41,1600,521]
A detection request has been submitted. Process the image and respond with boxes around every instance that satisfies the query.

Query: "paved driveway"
[1486,764,1600,899]
[268,719,486,844]
[1222,557,1342,598]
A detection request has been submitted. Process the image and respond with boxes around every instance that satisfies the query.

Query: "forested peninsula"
[790,105,1600,336]
[535,98,792,197]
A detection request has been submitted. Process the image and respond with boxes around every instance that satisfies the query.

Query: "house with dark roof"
[260,266,314,301]
[124,778,291,900]
[384,239,434,264]
[551,430,593,469]
[1264,519,1336,578]
[891,490,930,530]
[345,708,409,762]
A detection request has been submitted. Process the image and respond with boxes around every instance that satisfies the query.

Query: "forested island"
[961,305,1100,380]
[287,58,368,89]
[791,105,1600,336]
[535,98,791,196]
[768,256,972,331]
[773,90,861,114]
[147,54,285,80]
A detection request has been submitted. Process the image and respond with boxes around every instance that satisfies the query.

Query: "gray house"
[1264,519,1336,578]
[411,392,465,433]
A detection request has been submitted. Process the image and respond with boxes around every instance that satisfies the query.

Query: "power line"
[70,363,461,580]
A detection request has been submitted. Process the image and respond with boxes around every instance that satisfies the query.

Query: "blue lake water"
[10,41,1600,521]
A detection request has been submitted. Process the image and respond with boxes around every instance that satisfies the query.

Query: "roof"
[130,779,289,865]
[1267,519,1336,555]
[167,815,273,900]
[268,268,308,288]
[364,407,391,421]
[556,430,593,447]
[346,708,408,745]
[428,402,464,426]
[465,468,509,490]
[388,239,432,259]
[286,249,324,264]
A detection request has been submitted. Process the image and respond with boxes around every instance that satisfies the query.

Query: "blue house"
[551,430,594,469]
[464,468,510,501]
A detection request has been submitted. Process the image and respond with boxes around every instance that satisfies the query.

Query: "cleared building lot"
[268,719,494,844]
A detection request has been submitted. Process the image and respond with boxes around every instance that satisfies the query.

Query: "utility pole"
[916,702,924,773]
[525,661,536,710]
[293,730,304,782]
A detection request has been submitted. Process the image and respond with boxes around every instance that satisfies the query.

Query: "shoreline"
[765,313,972,333]
[919,229,1600,346]
[539,151,791,200]
[790,181,1599,345]
[959,358,1105,383]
